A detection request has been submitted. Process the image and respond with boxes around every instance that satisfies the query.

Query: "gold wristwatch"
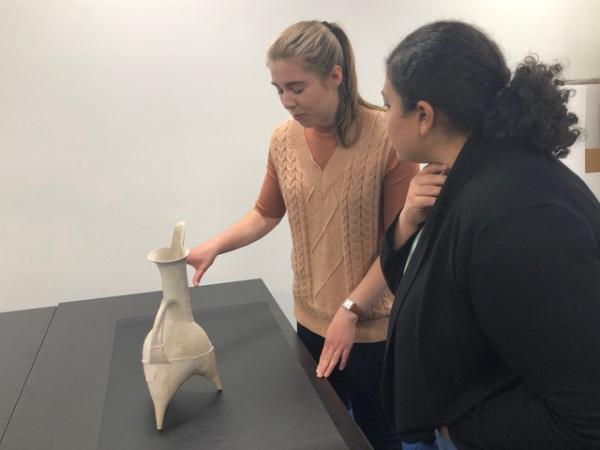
[341,298,365,318]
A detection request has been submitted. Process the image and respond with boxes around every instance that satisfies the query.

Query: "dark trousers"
[297,323,402,450]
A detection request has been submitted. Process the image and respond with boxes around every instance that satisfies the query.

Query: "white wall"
[563,84,600,198]
[1,0,599,318]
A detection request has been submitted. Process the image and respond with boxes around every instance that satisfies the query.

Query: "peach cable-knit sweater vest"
[269,108,394,343]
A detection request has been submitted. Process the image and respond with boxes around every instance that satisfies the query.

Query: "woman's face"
[382,74,424,162]
[269,57,341,128]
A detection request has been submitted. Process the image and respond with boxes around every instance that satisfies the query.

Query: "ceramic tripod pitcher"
[143,221,223,430]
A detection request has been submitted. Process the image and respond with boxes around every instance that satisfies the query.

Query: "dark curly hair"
[386,21,580,158]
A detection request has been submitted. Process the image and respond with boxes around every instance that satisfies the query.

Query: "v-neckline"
[387,132,487,332]
[303,127,339,172]
[290,121,353,196]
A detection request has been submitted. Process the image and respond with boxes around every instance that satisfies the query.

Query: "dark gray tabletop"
[0,279,371,450]
[0,307,55,442]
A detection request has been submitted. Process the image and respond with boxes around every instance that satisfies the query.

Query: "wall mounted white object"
[142,221,223,430]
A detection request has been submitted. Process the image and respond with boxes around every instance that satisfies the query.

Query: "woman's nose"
[281,91,297,110]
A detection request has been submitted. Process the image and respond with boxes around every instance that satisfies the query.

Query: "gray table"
[0,307,55,442]
[0,279,372,450]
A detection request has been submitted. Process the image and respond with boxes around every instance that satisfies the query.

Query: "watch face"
[342,299,363,317]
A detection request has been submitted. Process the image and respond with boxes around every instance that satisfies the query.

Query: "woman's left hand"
[440,426,451,440]
[316,308,358,378]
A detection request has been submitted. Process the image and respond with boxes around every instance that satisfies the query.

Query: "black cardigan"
[380,134,600,450]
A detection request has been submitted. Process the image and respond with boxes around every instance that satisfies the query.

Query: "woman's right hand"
[396,164,448,244]
[186,241,219,287]
[184,210,282,287]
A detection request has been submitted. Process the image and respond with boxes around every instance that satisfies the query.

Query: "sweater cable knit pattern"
[269,108,394,343]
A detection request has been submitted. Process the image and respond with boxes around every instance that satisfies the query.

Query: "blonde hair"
[268,20,382,148]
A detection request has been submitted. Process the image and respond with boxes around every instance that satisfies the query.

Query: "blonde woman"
[187,21,418,449]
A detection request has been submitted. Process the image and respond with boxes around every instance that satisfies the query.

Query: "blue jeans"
[402,441,437,450]
[402,430,457,450]
[435,429,458,450]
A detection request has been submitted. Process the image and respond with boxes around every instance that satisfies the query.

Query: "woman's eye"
[292,88,304,94]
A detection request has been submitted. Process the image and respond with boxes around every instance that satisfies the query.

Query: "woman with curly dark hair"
[372,20,600,449]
